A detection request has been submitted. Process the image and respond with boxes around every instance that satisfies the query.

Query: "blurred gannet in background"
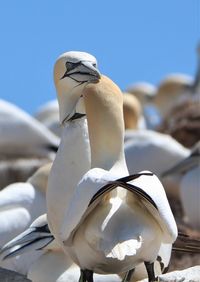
[0,215,120,282]
[123,93,142,130]
[0,163,51,274]
[126,82,156,106]
[124,130,190,198]
[154,74,193,119]
[126,82,160,129]
[34,100,61,137]
[0,99,59,160]
[157,46,200,148]
[47,52,177,282]
[162,141,200,230]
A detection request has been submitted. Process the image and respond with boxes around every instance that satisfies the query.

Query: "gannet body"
[0,163,51,274]
[124,130,190,197]
[0,99,59,159]
[46,52,177,282]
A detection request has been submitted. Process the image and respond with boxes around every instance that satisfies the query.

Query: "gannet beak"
[61,60,101,83]
[0,225,54,260]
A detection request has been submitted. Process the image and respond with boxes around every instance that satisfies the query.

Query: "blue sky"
[0,1,199,113]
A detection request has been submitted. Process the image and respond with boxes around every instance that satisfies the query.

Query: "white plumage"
[0,99,59,159]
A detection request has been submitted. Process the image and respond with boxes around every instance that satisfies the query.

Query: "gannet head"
[123,92,142,130]
[28,162,52,193]
[54,51,101,123]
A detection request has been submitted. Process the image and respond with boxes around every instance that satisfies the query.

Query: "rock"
[143,265,200,282]
[0,267,31,281]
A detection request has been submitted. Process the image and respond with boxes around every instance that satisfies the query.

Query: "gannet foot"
[144,261,159,282]
[79,269,94,282]
[121,268,135,282]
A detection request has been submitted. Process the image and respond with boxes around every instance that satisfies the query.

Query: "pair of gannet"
[46,51,177,282]
[0,99,59,160]
[35,100,61,137]
[0,163,51,274]
[163,141,200,230]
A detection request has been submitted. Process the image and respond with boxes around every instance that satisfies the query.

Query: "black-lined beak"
[61,60,101,83]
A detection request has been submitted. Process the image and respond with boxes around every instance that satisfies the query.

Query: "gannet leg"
[121,268,135,282]
[144,262,159,282]
[79,269,94,282]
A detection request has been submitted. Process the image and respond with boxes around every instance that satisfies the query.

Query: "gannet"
[34,100,60,137]
[126,82,156,106]
[0,214,121,282]
[0,163,51,274]
[47,51,99,241]
[123,93,142,130]
[0,99,59,160]
[125,82,160,129]
[46,52,177,282]
[124,130,190,197]
[154,74,193,119]
[156,44,200,120]
[162,141,200,229]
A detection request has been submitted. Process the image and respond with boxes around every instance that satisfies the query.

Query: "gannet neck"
[47,117,90,238]
[83,75,127,172]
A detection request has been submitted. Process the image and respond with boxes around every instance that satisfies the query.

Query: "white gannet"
[46,54,177,282]
[47,51,100,241]
[0,99,59,160]
[0,163,51,274]
[162,141,200,230]
[124,130,190,198]
[0,214,121,282]
[34,100,61,137]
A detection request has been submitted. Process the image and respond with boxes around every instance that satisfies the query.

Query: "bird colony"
[0,48,199,282]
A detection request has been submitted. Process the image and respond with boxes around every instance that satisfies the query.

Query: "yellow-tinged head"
[123,92,142,130]
[28,162,52,194]
[53,51,101,123]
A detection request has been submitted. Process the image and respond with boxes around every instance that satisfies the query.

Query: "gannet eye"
[92,63,97,68]
[66,62,79,72]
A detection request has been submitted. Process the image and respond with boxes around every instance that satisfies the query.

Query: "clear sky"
[0,1,199,113]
